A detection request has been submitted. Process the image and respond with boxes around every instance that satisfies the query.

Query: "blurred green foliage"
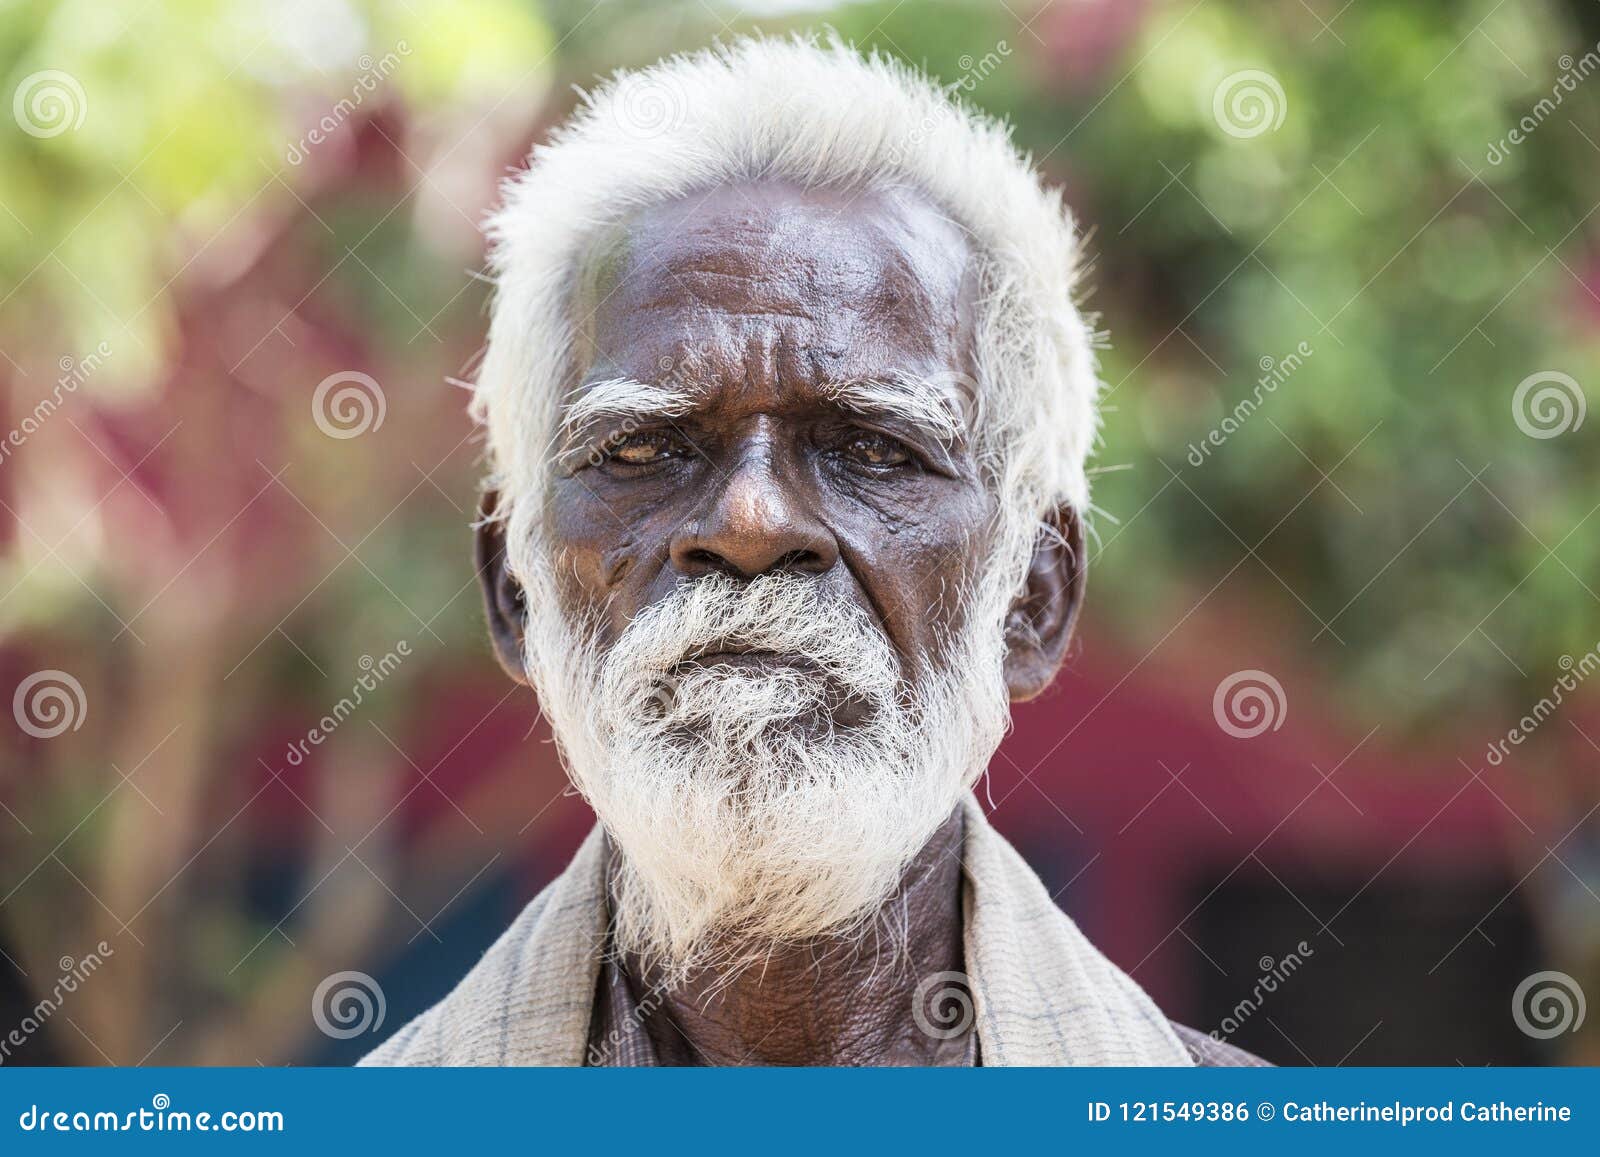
[4,0,1598,736]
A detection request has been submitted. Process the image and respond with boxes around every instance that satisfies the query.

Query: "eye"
[842,432,913,469]
[603,431,679,467]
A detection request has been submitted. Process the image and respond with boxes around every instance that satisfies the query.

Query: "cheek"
[841,483,996,657]
[546,479,654,638]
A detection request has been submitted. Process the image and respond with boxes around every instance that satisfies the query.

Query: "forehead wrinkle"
[567,182,981,451]
[606,184,955,322]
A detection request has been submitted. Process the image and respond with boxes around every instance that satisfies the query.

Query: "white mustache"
[598,572,902,724]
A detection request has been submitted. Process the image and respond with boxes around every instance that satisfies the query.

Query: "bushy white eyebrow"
[556,376,699,446]
[824,373,967,445]
[556,372,968,454]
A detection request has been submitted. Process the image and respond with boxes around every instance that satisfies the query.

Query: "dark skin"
[476,181,1085,1065]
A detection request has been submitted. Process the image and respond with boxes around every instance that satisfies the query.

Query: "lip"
[679,648,822,674]
[669,647,870,729]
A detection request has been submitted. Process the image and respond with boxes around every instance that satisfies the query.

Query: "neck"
[620,805,970,1066]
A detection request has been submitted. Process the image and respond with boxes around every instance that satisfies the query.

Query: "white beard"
[521,565,1013,982]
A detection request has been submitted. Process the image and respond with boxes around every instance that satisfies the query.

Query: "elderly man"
[363,34,1262,1067]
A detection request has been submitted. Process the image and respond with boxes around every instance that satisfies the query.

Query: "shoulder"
[1168,1022,1272,1066]
[358,882,564,1067]
[359,829,611,1066]
[358,1004,444,1066]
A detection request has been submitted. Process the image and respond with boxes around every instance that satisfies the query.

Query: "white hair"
[473,31,1101,600]
[472,34,1103,977]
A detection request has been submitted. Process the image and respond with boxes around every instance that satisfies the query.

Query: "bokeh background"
[3,0,1598,1066]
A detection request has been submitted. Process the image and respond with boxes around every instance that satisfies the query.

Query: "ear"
[1002,504,1086,701]
[474,489,532,685]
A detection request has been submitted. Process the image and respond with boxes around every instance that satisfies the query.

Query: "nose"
[669,443,839,580]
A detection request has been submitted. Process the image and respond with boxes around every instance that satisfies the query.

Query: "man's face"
[547,180,995,685]
[479,181,1076,976]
